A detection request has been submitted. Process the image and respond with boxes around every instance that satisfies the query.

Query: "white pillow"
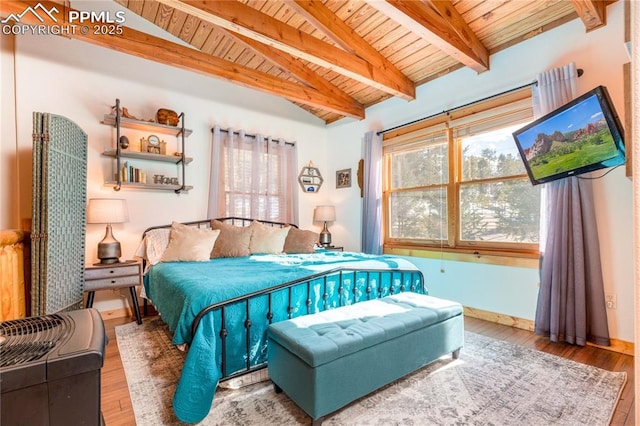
[249,221,291,254]
[135,228,171,266]
[160,222,220,262]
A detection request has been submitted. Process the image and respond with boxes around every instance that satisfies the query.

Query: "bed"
[137,217,426,423]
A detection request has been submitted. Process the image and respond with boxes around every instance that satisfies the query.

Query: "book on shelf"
[118,161,147,183]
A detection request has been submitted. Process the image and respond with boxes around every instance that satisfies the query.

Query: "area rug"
[115,317,626,425]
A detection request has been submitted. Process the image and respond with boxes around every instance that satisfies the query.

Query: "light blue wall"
[406,257,540,320]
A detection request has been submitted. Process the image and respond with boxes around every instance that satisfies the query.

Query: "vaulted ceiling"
[2,1,615,123]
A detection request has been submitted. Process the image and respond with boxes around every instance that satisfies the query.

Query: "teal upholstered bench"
[267,292,464,424]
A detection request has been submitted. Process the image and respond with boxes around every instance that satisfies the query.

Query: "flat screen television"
[512,85,625,185]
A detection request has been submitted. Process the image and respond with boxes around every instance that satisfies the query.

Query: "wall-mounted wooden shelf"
[104,181,193,191]
[101,114,193,137]
[102,148,193,164]
[298,165,324,193]
[101,99,192,193]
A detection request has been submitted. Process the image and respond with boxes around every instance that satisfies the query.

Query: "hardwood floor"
[102,316,136,426]
[100,315,635,425]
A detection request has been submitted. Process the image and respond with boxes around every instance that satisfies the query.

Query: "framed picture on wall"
[336,168,351,188]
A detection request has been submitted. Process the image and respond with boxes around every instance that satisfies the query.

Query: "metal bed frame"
[140,217,425,381]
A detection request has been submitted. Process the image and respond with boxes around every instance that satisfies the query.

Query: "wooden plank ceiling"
[3,0,614,123]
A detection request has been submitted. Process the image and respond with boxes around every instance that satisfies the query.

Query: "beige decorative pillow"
[283,228,319,254]
[160,222,220,262]
[210,220,253,258]
[249,221,291,254]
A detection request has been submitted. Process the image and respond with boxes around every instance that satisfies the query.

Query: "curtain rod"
[377,68,584,136]
[211,127,296,146]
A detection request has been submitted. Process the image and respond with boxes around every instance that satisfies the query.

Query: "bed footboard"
[191,267,425,381]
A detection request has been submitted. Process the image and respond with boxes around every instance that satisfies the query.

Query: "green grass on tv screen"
[529,129,617,180]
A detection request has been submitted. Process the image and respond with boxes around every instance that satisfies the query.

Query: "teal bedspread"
[144,251,423,423]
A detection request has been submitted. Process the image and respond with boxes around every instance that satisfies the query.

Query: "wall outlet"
[605,294,616,309]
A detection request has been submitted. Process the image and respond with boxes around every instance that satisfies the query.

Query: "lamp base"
[97,224,122,264]
[319,221,332,247]
[97,256,121,265]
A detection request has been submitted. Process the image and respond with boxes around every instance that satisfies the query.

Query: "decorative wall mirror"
[298,162,323,193]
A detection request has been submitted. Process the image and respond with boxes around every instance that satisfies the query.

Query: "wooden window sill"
[383,245,539,269]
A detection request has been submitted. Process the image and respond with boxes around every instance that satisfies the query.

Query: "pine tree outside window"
[383,89,540,258]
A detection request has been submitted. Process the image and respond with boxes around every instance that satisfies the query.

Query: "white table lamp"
[87,198,129,264]
[314,205,336,247]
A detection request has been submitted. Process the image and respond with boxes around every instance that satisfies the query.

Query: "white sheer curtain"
[362,130,383,254]
[533,63,610,346]
[208,125,298,224]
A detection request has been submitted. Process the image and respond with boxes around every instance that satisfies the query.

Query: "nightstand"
[323,246,344,252]
[84,260,142,324]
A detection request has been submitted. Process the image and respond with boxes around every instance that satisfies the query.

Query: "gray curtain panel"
[533,63,610,346]
[362,130,383,254]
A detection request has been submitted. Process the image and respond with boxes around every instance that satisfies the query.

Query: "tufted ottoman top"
[267,292,462,368]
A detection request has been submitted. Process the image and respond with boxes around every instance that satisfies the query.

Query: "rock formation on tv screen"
[524,119,606,161]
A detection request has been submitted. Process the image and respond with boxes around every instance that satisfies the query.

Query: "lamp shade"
[314,205,336,222]
[87,198,129,224]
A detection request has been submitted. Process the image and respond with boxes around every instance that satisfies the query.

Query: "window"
[213,128,297,223]
[458,123,541,245]
[383,89,540,257]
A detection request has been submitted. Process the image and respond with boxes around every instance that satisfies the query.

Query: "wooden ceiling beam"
[285,0,410,93]
[154,0,415,100]
[221,30,360,113]
[571,0,606,31]
[0,1,364,120]
[283,0,357,54]
[366,0,489,73]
